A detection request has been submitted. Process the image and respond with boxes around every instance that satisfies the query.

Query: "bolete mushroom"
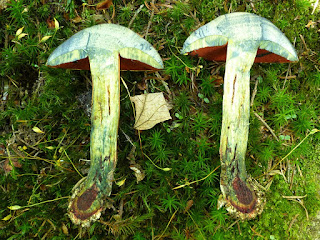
[181,12,298,219]
[47,24,163,226]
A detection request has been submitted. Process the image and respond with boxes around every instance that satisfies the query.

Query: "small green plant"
[161,194,181,213]
[165,57,190,85]
[198,93,210,103]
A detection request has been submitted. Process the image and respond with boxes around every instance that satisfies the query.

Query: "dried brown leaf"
[1,158,22,175]
[96,0,113,10]
[0,0,9,11]
[131,92,172,130]
[129,164,145,183]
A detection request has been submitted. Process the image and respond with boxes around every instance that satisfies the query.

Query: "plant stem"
[68,50,120,225]
[219,40,259,214]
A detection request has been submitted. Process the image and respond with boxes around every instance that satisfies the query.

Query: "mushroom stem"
[219,40,258,214]
[68,50,120,225]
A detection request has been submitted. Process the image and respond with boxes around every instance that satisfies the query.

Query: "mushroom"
[181,12,298,219]
[47,24,163,226]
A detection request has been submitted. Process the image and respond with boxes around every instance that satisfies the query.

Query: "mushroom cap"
[47,24,163,70]
[181,12,298,63]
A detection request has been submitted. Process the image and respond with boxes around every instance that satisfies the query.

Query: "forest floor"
[0,0,319,239]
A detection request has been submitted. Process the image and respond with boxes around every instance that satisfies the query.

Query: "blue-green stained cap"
[47,24,163,70]
[181,12,298,63]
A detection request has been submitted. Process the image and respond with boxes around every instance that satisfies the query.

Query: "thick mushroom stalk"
[47,24,163,226]
[181,12,298,219]
[68,50,120,225]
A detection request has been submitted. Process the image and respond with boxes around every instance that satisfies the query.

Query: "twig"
[227,219,239,230]
[295,199,309,220]
[282,37,296,89]
[312,0,319,14]
[250,78,259,106]
[299,34,309,52]
[128,4,144,29]
[237,221,241,235]
[120,77,135,118]
[282,195,307,199]
[120,128,135,147]
[155,209,178,240]
[186,211,206,240]
[289,163,295,190]
[172,165,220,190]
[144,0,155,38]
[155,72,173,101]
[287,214,299,233]
[282,63,292,89]
[250,226,266,239]
[254,112,279,141]
[64,150,83,178]
[266,129,319,175]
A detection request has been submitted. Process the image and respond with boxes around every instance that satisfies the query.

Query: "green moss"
[0,0,319,239]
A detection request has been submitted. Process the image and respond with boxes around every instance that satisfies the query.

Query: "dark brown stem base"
[229,176,257,213]
[68,181,104,227]
[218,176,265,220]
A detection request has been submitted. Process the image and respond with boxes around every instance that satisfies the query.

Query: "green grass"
[0,0,319,239]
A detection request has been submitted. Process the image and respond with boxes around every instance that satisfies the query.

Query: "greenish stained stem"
[68,50,120,226]
[219,40,258,214]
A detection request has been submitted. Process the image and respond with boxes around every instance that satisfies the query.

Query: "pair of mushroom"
[47,12,297,226]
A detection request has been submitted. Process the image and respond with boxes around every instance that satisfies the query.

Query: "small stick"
[289,164,295,190]
[237,221,242,235]
[254,112,279,141]
[128,4,144,29]
[144,0,155,38]
[312,0,319,14]
[299,34,309,52]
[282,37,296,89]
[282,63,292,89]
[282,195,307,199]
[155,72,173,100]
[287,213,299,233]
[250,226,266,239]
[250,78,259,106]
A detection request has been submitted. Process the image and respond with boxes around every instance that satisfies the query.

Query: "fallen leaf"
[0,144,6,155]
[129,164,145,183]
[46,17,55,29]
[161,167,172,171]
[54,18,59,31]
[1,158,22,175]
[71,16,82,23]
[17,33,28,40]
[196,65,203,76]
[131,92,172,130]
[32,126,44,134]
[8,205,22,210]
[137,79,147,90]
[40,35,51,43]
[183,199,194,213]
[96,0,113,10]
[212,75,224,87]
[2,214,12,221]
[92,14,105,23]
[0,0,9,11]
[116,178,126,186]
[305,20,316,28]
[61,222,69,235]
[16,27,24,36]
